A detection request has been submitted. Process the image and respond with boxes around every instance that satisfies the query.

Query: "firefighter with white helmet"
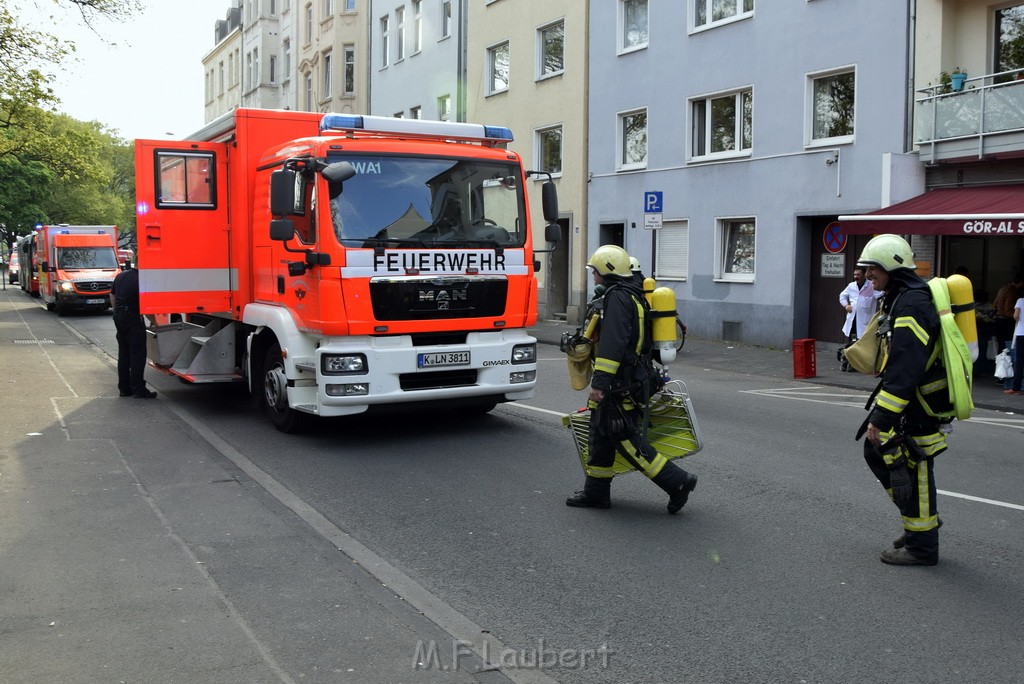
[855,234,944,566]
[566,245,697,513]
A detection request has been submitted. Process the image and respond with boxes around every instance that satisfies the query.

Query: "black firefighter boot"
[652,463,698,515]
[566,476,612,509]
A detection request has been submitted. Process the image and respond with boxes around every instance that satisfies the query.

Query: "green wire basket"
[561,380,704,477]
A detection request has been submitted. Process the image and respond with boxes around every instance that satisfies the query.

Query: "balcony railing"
[914,69,1024,162]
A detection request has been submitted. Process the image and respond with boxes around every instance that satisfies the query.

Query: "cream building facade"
[465,0,590,323]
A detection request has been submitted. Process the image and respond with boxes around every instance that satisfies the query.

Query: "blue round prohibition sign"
[824,224,847,254]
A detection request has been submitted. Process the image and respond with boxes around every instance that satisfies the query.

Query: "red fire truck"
[135,109,559,431]
[34,225,119,315]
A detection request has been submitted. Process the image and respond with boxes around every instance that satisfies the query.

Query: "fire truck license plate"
[417,351,471,368]
[85,298,107,305]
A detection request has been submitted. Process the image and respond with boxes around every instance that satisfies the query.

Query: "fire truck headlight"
[511,343,536,364]
[322,354,367,375]
[59,281,74,292]
[325,383,370,397]
[509,370,536,384]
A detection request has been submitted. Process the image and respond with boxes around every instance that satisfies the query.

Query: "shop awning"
[835,184,1024,236]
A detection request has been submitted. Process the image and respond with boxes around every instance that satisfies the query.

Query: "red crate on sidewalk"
[793,338,816,378]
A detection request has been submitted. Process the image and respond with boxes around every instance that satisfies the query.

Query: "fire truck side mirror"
[270,219,296,241]
[541,181,559,223]
[544,223,561,243]
[322,161,356,199]
[270,169,298,216]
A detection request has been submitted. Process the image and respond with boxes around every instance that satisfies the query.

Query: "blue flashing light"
[320,114,365,132]
[484,126,514,141]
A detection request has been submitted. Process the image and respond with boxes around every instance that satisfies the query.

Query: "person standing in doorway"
[838,266,881,371]
[111,261,157,399]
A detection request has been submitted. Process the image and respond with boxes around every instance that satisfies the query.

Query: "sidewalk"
[0,292,502,684]
[529,319,1023,415]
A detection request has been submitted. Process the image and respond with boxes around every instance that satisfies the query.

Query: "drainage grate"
[14,339,55,344]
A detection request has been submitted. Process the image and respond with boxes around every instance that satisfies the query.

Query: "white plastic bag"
[995,349,1013,379]
[987,336,999,360]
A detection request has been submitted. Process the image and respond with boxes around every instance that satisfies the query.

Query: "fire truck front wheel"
[263,343,308,433]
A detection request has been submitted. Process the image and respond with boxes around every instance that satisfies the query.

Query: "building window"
[245,52,253,90]
[694,0,754,29]
[536,125,563,176]
[809,69,855,143]
[441,0,451,38]
[716,218,756,282]
[270,0,277,14]
[410,105,422,119]
[381,15,390,67]
[323,0,334,17]
[305,74,313,110]
[305,4,313,43]
[487,41,510,95]
[253,47,259,86]
[269,55,277,83]
[618,108,647,170]
[692,89,752,159]
[438,93,451,120]
[396,6,406,61]
[656,220,689,281]
[322,50,333,98]
[345,0,355,10]
[283,39,291,76]
[538,20,564,79]
[344,45,355,94]
[394,111,405,118]
[219,61,225,94]
[619,0,648,53]
[413,0,422,52]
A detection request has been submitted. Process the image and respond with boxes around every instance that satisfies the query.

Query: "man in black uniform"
[111,261,157,398]
[566,245,697,513]
[856,235,944,566]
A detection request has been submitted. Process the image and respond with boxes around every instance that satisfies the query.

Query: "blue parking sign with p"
[644,191,663,213]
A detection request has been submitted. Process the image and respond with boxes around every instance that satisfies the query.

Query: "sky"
[15,0,231,141]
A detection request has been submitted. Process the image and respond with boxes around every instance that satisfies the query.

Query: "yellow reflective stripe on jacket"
[910,432,947,458]
[894,315,930,346]
[594,357,620,374]
[876,390,909,413]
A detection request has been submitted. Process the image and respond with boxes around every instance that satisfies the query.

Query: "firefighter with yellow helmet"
[566,245,698,513]
[856,234,944,566]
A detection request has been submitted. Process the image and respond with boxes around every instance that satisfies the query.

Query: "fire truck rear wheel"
[263,343,308,433]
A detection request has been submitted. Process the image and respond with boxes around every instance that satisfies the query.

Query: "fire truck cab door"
[135,140,231,314]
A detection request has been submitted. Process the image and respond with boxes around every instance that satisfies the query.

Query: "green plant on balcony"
[935,71,953,95]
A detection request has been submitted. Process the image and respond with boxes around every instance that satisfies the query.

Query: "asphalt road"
[56,307,1024,684]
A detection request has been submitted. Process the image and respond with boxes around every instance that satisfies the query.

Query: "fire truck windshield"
[57,247,118,270]
[326,154,526,248]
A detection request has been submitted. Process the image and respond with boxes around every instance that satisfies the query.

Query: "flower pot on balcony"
[951,72,967,91]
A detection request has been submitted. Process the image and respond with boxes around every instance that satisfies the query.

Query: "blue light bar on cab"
[319,113,514,143]
[320,114,365,132]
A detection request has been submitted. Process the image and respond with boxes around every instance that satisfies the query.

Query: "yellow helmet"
[587,245,631,278]
[857,234,916,271]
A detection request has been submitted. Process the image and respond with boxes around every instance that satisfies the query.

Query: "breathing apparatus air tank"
[650,286,678,364]
[946,274,979,361]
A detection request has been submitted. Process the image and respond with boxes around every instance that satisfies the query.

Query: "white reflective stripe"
[341,248,528,277]
[140,268,238,293]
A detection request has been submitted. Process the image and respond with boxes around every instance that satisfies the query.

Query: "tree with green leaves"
[1,0,140,250]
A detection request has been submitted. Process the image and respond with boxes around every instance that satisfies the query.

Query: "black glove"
[889,460,913,507]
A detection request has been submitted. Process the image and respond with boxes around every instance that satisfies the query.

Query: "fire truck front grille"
[73,281,113,294]
[399,369,478,391]
[370,277,507,321]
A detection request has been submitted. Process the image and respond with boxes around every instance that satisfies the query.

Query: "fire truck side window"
[156,151,216,208]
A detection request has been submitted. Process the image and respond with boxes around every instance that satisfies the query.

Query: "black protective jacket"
[591,280,647,394]
[868,270,939,433]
